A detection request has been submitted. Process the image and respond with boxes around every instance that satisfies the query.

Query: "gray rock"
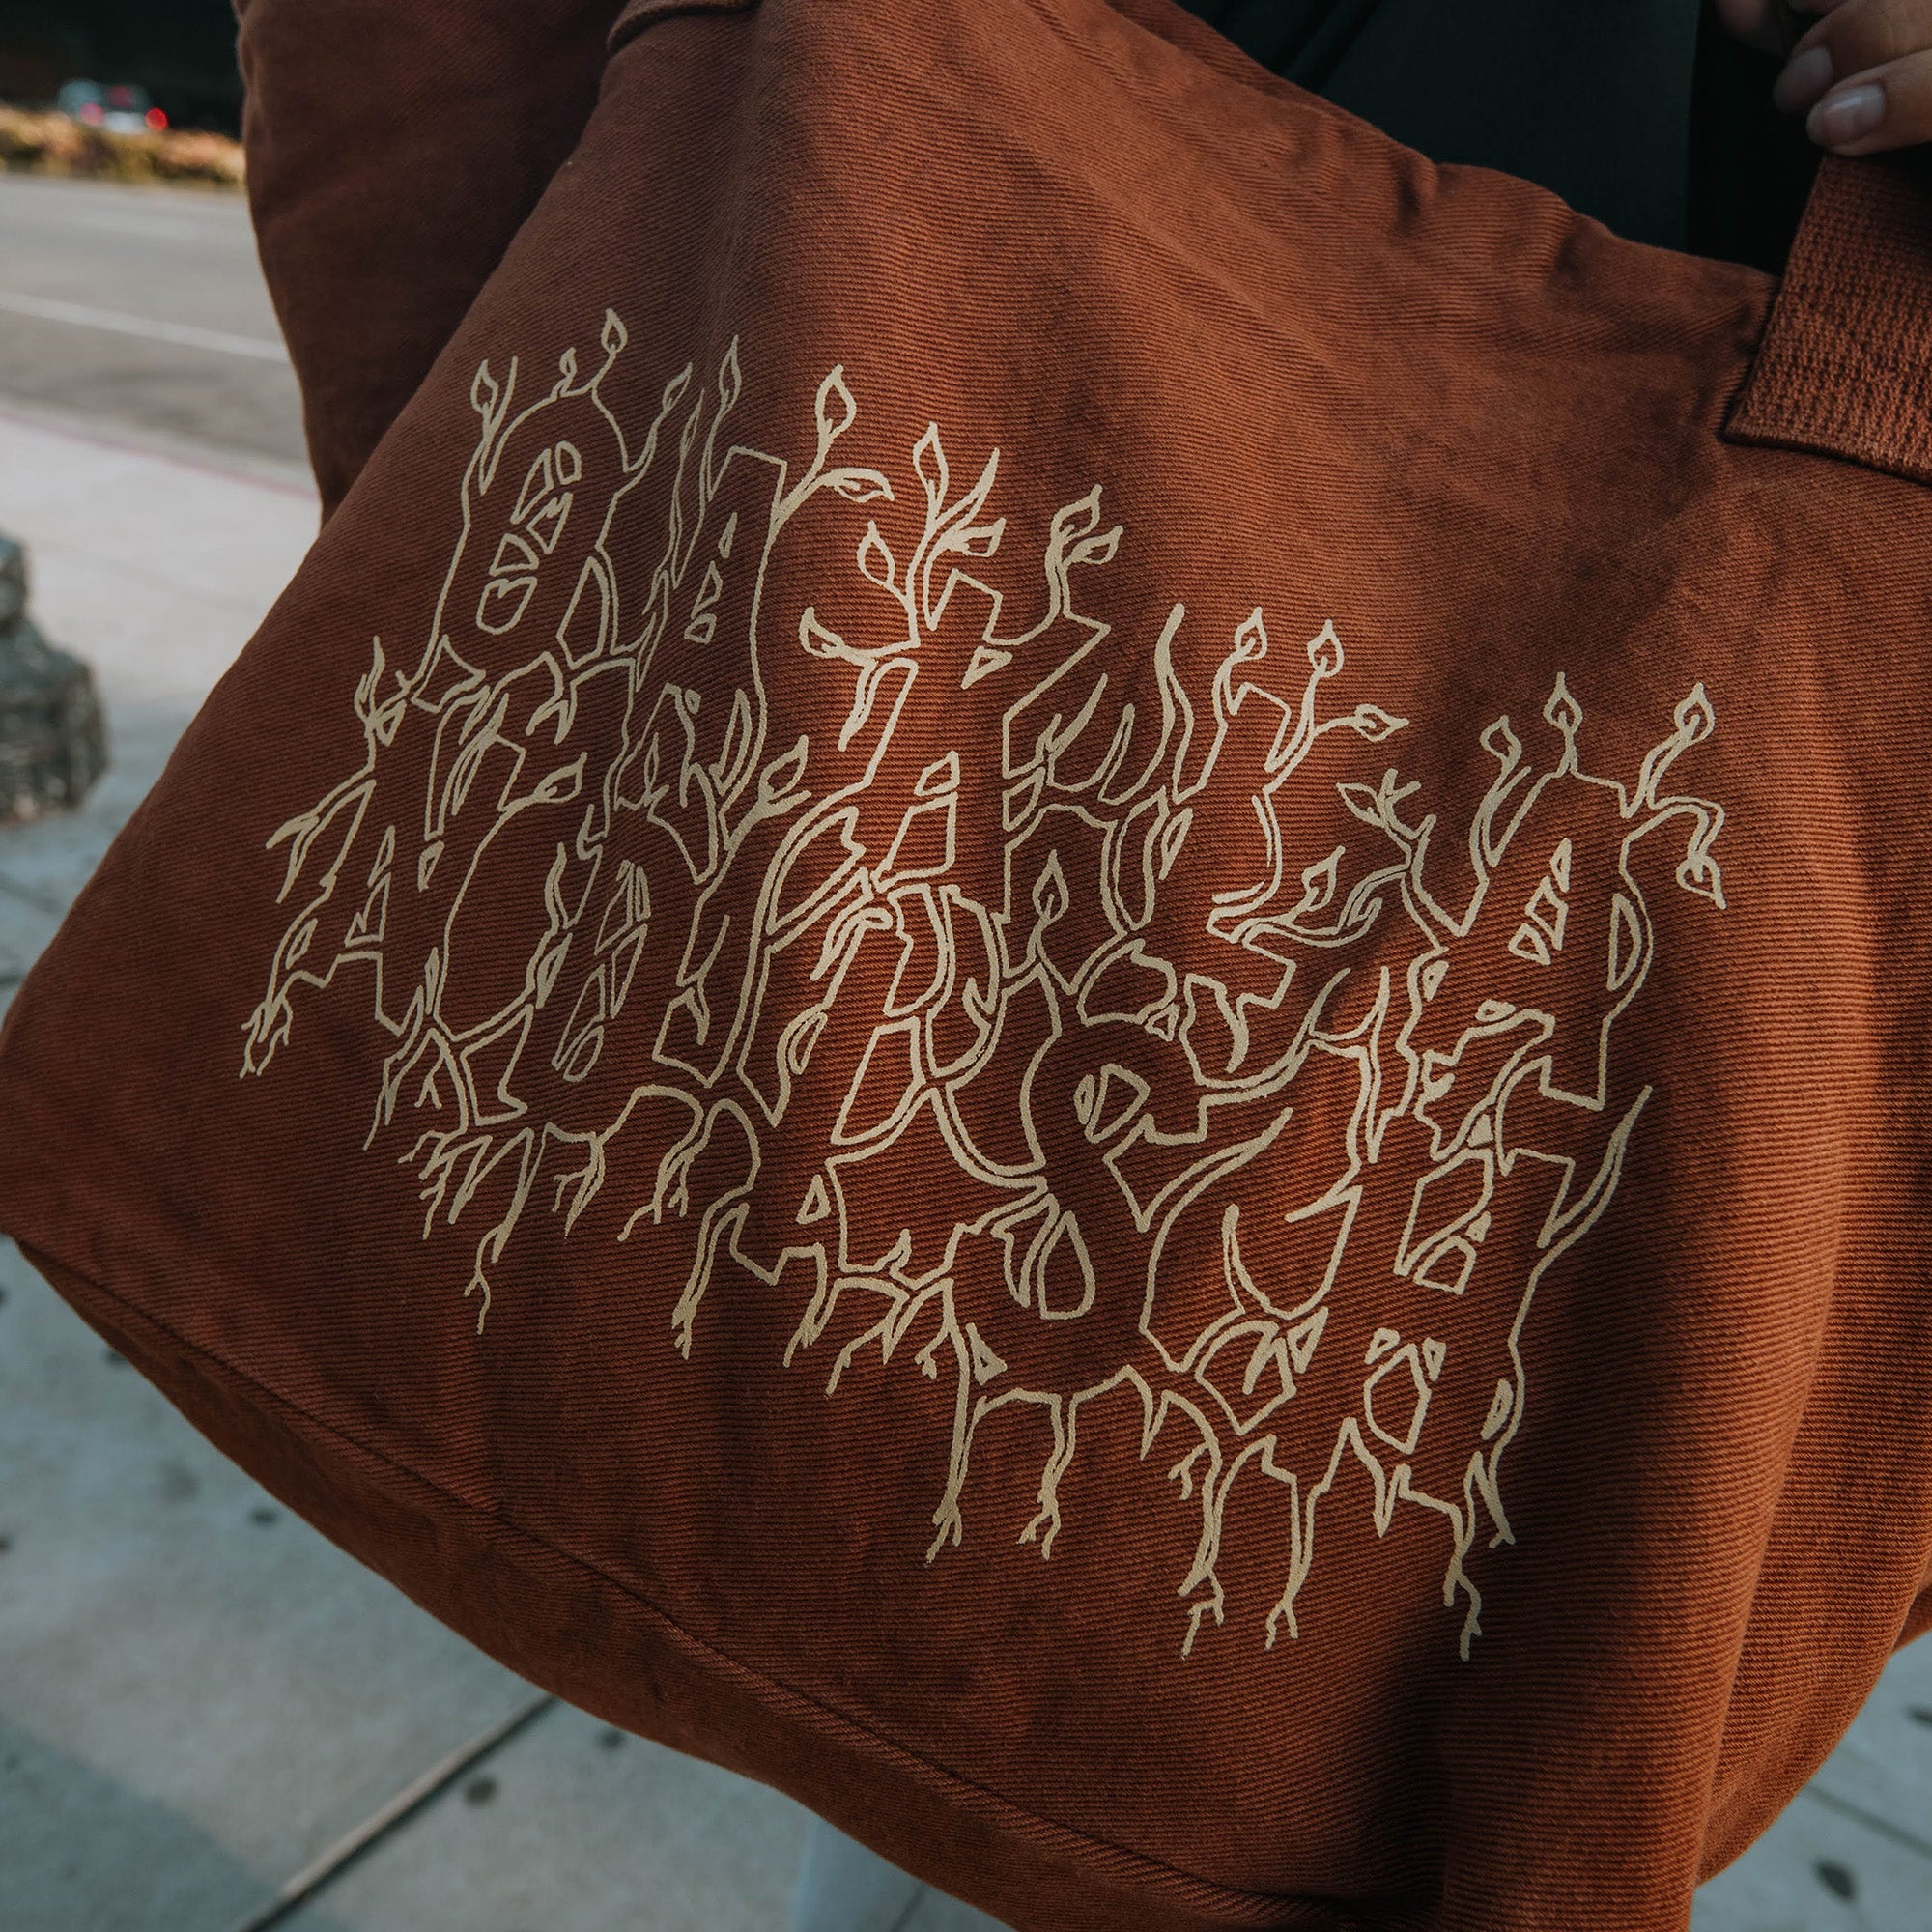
[0,533,107,825]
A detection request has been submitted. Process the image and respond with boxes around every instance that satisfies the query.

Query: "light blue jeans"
[790,1820,1010,1932]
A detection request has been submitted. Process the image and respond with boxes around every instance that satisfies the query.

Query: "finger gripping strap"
[1727,150,1932,484]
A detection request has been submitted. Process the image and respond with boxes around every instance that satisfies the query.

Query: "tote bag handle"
[606,1,1931,487]
[1726,150,1932,482]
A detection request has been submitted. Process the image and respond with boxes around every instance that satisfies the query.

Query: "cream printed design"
[242,315,1727,1658]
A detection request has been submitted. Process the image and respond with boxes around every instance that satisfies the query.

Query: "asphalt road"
[0,173,305,467]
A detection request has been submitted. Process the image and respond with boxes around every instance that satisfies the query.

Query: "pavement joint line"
[0,287,291,363]
[884,1890,926,1932]
[219,1690,557,1932]
[1799,1779,1932,1862]
[11,535,303,618]
[0,401,317,503]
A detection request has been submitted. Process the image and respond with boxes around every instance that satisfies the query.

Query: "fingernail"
[1774,45,1833,113]
[1809,81,1885,147]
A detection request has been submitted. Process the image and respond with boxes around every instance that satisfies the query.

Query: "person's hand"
[1715,0,1932,155]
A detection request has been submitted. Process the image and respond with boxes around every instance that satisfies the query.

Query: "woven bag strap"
[1725,150,1932,483]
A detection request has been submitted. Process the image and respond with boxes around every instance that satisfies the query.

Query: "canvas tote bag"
[4,1,1932,1925]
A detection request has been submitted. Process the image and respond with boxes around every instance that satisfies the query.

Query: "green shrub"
[0,106,243,188]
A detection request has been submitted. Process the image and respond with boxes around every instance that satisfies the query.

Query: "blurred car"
[55,80,166,134]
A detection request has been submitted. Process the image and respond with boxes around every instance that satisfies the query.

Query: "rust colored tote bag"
[5,1,1932,1925]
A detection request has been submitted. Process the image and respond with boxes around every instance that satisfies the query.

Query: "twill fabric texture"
[3,3,1931,1929]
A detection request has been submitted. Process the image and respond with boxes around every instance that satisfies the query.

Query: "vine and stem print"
[242,313,1727,1659]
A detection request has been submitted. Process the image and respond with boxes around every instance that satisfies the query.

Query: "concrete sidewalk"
[0,405,814,1932]
[0,403,1926,1932]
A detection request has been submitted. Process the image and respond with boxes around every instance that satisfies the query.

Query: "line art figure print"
[241,314,1729,1659]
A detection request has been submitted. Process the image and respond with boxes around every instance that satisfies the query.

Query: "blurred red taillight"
[78,102,103,125]
[145,107,167,131]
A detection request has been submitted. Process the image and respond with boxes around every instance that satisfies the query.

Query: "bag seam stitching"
[18,1235,1381,1928]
